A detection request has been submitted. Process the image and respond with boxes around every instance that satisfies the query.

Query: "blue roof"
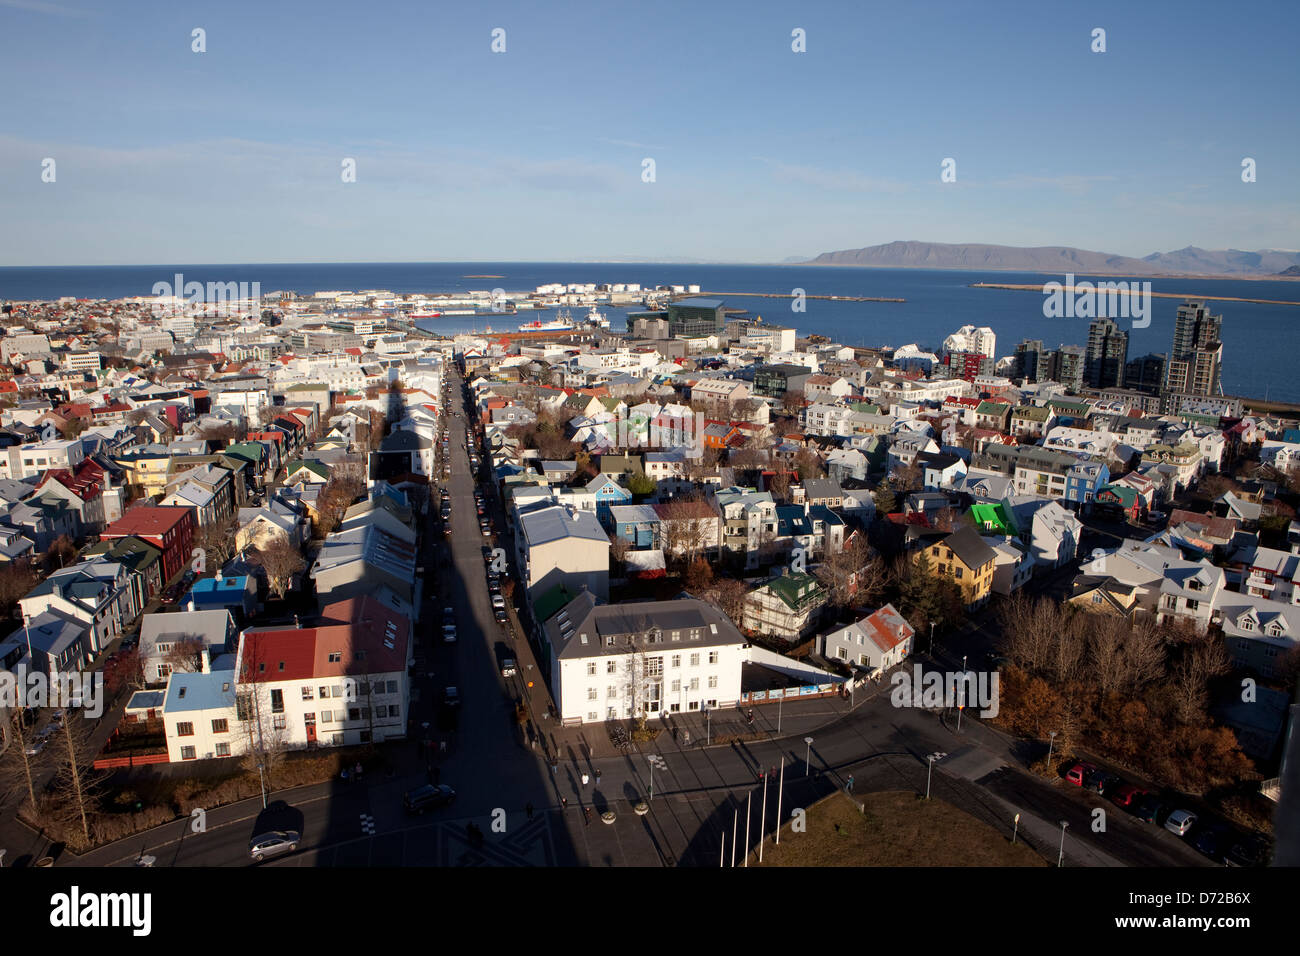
[672,297,723,309]
[164,668,237,714]
[190,575,252,595]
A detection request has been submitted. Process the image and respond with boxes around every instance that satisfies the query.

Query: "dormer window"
[1239,616,1254,631]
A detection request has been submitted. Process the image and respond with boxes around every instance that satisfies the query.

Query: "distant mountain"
[809,241,1168,275]
[1141,246,1300,275]
[806,241,1300,277]
[1279,265,1300,277]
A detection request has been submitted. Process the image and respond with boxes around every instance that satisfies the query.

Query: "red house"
[101,505,195,584]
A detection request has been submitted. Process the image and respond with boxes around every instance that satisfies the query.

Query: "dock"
[701,291,904,302]
[971,282,1300,308]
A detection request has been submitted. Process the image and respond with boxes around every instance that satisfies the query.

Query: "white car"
[491,594,506,609]
[442,625,457,643]
[1164,809,1197,837]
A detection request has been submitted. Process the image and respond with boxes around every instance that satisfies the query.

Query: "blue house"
[1065,460,1109,509]
[187,573,258,621]
[609,504,660,549]
[586,473,634,526]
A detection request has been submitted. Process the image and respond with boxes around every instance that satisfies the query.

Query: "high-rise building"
[1047,345,1087,392]
[1164,302,1223,396]
[1085,317,1128,389]
[943,325,997,361]
[1013,339,1046,382]
[666,298,726,338]
[1125,353,1167,395]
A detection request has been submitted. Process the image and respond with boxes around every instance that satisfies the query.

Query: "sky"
[1,0,1297,265]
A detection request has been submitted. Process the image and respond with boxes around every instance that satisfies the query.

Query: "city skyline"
[1,0,1297,266]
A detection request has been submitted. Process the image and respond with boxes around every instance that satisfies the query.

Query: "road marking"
[360,813,376,835]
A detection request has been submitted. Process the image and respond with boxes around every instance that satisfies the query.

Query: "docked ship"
[583,305,610,329]
[516,309,574,333]
[404,309,442,319]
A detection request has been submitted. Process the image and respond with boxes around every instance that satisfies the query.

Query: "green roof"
[759,572,824,611]
[967,503,1012,534]
[532,585,576,624]
[1098,484,1137,507]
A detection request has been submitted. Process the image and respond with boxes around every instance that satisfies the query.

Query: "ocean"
[2,262,1297,403]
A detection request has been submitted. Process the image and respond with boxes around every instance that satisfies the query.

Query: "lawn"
[749,789,1047,866]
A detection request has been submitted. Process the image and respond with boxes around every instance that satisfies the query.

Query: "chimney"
[200,647,211,674]
[215,568,223,582]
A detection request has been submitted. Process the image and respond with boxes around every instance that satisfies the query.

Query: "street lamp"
[646,753,666,801]
[1057,820,1069,867]
[929,621,934,655]
[925,751,946,800]
[257,762,267,809]
[1046,730,1057,770]
[704,707,711,745]
[804,736,814,775]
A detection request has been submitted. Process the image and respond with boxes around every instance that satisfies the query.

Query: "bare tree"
[47,713,105,850]
[1169,631,1230,724]
[252,539,305,600]
[165,636,208,675]
[0,709,42,821]
[194,516,238,571]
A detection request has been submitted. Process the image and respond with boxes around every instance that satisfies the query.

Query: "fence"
[739,683,839,705]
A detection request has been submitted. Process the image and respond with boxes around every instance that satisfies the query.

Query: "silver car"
[249,830,300,862]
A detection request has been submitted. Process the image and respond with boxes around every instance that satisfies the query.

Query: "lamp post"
[646,753,666,801]
[704,707,711,745]
[759,769,769,863]
[1047,730,1057,770]
[1012,812,1020,845]
[804,736,813,776]
[929,621,934,655]
[744,790,751,867]
[926,753,936,800]
[1057,820,1069,867]
[777,695,782,733]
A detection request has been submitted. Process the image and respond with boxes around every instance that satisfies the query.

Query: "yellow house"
[915,525,997,609]
[112,450,172,499]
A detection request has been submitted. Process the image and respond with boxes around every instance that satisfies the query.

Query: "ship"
[516,309,574,333]
[584,305,610,329]
[405,309,442,319]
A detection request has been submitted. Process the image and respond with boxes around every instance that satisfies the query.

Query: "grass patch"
[750,790,1046,867]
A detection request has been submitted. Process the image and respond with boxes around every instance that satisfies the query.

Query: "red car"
[1110,784,1147,808]
[1065,762,1096,787]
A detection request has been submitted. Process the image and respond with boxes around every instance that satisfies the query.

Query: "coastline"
[970,282,1300,308]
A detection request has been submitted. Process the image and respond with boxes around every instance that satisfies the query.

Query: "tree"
[0,709,42,821]
[194,516,239,572]
[165,636,208,675]
[103,646,144,697]
[608,532,631,566]
[252,539,305,600]
[815,535,877,610]
[793,447,824,481]
[47,713,106,850]
[0,562,36,621]
[43,535,78,574]
[710,577,748,627]
[626,471,656,497]
[684,558,713,591]
[872,483,898,517]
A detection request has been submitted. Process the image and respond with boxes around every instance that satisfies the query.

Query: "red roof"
[239,596,410,683]
[102,504,191,539]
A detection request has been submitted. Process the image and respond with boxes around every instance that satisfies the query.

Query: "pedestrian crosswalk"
[360,813,376,836]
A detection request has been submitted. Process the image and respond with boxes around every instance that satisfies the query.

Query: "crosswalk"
[360,813,376,836]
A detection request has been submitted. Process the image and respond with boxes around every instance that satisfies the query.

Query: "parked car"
[491,594,505,609]
[1164,809,1197,837]
[494,608,508,625]
[1192,826,1228,862]
[1135,795,1171,826]
[1110,784,1147,808]
[1083,769,1120,795]
[248,830,300,862]
[1224,839,1265,867]
[442,624,457,643]
[23,738,46,757]
[1065,762,1096,786]
[443,686,460,707]
[500,658,516,677]
[403,784,456,815]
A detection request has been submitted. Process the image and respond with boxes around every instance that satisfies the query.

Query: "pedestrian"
[672,726,679,742]
[355,761,363,781]
[846,774,855,793]
[581,772,589,787]
[683,731,690,746]
[526,803,534,820]
[584,806,592,826]
[594,768,601,783]
[341,768,349,784]
[561,797,567,810]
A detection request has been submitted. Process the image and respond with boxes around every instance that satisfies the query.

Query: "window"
[708,651,719,664]
[211,719,228,734]
[707,676,718,689]
[176,722,194,736]
[320,710,332,722]
[1186,599,1199,612]
[690,653,700,667]
[301,686,314,700]
[180,746,196,760]
[607,661,617,674]
[386,680,398,694]
[588,688,598,700]
[588,712,599,722]
[272,715,287,731]
[586,662,597,676]
[836,646,847,660]
[689,678,699,691]
[348,707,361,721]
[1240,617,1254,631]
[270,689,284,713]
[215,742,231,757]
[319,685,330,699]
[328,651,341,663]
[607,686,618,699]
[671,654,681,668]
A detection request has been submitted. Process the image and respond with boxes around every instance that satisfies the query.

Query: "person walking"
[846,774,855,793]
[594,768,601,784]
[561,797,567,810]
[581,772,589,787]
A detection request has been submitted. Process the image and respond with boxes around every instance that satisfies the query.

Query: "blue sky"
[1,0,1296,265]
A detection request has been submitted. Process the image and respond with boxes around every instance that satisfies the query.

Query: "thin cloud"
[759,158,907,193]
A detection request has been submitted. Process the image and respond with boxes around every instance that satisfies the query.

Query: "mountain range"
[803,241,1300,277]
